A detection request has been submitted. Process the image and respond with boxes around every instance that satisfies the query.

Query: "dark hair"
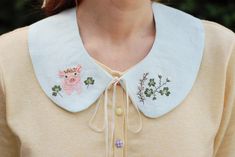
[42,0,160,16]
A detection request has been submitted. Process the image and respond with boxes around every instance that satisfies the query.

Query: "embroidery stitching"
[52,85,63,97]
[84,77,95,88]
[51,65,95,97]
[137,73,171,104]
[137,73,149,104]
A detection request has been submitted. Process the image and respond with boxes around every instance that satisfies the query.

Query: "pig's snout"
[69,78,76,83]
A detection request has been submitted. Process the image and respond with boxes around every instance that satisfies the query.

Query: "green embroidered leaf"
[163,87,169,91]
[84,77,95,87]
[52,92,57,96]
[52,85,61,92]
[159,87,171,96]
[144,88,154,97]
[52,85,63,97]
[148,78,156,87]
[166,91,171,96]
[54,85,62,92]
[52,87,56,91]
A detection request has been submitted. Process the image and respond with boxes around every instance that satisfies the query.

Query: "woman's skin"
[76,0,156,72]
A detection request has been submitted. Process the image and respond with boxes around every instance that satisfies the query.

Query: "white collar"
[28,1,205,119]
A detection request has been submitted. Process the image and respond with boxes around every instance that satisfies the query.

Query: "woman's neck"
[76,0,154,42]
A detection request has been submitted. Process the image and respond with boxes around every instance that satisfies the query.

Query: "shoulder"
[0,26,29,53]
[202,20,235,45]
[0,26,29,68]
[201,20,235,62]
[0,26,29,44]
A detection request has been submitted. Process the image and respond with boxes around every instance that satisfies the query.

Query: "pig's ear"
[76,65,82,73]
[58,71,65,78]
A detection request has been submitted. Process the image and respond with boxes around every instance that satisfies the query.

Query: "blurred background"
[0,0,235,35]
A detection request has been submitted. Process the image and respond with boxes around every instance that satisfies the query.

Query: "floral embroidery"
[51,65,95,97]
[148,78,156,87]
[144,88,154,97]
[84,77,95,88]
[159,87,171,96]
[52,85,63,97]
[137,73,171,104]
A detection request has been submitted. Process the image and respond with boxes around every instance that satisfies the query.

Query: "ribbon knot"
[88,77,143,157]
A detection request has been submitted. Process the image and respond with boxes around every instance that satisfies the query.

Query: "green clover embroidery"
[144,88,154,97]
[148,79,156,87]
[52,85,63,97]
[84,77,95,88]
[159,87,171,96]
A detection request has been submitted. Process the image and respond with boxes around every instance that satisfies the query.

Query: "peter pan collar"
[28,2,205,118]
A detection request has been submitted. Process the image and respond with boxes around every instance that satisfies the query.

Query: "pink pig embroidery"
[58,65,82,95]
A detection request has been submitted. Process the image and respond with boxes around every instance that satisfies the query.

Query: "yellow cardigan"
[0,7,235,157]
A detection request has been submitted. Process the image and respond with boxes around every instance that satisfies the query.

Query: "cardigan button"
[115,107,123,116]
[115,139,124,148]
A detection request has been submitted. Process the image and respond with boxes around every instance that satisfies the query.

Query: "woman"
[0,0,234,156]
